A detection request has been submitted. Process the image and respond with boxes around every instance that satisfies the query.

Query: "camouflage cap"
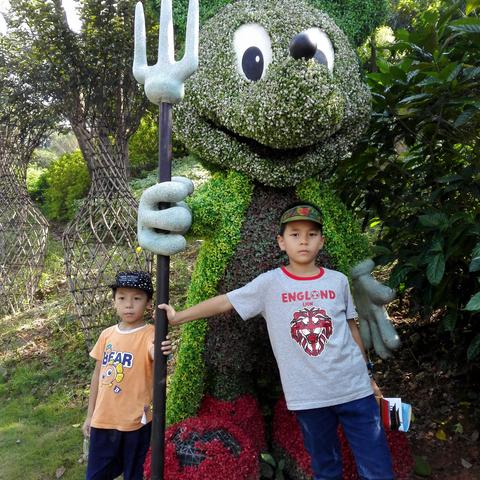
[280,205,323,227]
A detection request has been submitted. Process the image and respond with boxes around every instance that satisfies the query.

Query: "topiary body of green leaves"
[166,170,253,424]
[164,1,385,477]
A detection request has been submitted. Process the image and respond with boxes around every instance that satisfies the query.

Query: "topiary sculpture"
[139,0,411,478]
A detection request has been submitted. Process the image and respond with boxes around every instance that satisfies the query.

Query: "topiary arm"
[185,172,229,238]
[167,171,253,425]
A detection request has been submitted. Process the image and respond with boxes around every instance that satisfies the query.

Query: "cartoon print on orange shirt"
[101,361,124,387]
[290,307,333,356]
[100,343,128,391]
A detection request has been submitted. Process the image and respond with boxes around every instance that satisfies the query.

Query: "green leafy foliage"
[390,0,441,30]
[128,110,188,176]
[260,452,286,479]
[42,150,91,221]
[311,0,390,46]
[5,0,158,178]
[128,111,159,176]
[335,1,480,361]
[166,0,389,47]
[26,164,48,204]
[166,171,253,425]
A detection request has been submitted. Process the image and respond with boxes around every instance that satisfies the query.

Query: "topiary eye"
[233,24,272,82]
[289,28,334,73]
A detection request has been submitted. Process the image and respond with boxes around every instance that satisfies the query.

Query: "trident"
[133,1,198,479]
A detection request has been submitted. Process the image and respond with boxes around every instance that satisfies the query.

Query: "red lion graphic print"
[290,307,333,356]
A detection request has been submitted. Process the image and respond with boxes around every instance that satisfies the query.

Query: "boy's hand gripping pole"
[133,2,198,479]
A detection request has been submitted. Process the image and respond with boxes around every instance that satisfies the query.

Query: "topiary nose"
[289,32,316,60]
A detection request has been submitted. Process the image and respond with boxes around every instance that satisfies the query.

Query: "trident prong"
[133,0,199,105]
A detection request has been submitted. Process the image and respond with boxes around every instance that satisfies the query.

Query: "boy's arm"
[348,318,383,400]
[348,318,368,362]
[159,294,233,326]
[82,360,101,437]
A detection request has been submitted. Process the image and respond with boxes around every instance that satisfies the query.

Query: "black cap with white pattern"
[110,271,153,297]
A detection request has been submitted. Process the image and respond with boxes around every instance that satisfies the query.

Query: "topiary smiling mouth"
[204,117,314,161]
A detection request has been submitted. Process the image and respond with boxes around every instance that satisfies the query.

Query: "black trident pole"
[132,1,198,478]
[150,102,172,480]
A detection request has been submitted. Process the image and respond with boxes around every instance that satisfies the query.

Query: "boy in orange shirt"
[82,271,172,480]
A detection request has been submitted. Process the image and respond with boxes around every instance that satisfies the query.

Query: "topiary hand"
[137,176,194,255]
[351,259,401,359]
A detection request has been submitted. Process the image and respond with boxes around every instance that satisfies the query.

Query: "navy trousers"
[295,395,393,480]
[86,423,151,480]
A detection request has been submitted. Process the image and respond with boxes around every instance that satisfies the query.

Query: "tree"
[4,0,158,333]
[335,0,480,362]
[6,0,156,178]
[0,32,57,313]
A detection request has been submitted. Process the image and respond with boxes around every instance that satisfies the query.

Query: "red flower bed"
[198,395,266,450]
[272,397,414,480]
[144,415,259,480]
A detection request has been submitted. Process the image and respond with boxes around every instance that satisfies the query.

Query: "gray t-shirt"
[227,266,372,410]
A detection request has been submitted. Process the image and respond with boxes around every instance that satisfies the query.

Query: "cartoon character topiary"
[139,0,411,478]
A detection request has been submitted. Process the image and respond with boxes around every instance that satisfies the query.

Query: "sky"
[0,0,82,34]
[0,0,7,34]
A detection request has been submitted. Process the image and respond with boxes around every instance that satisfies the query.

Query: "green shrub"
[26,164,48,204]
[43,150,90,221]
[311,0,390,46]
[164,0,389,46]
[31,148,57,168]
[335,1,480,362]
[129,111,188,177]
[128,112,159,176]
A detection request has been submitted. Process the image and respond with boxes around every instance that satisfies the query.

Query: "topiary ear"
[308,0,390,46]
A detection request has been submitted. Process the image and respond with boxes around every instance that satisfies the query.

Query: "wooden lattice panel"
[63,171,152,342]
[0,171,48,314]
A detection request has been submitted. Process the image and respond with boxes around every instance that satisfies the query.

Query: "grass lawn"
[0,235,95,480]
[0,303,90,480]
[0,383,86,479]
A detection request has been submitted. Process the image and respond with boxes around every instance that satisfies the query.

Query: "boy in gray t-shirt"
[160,202,393,480]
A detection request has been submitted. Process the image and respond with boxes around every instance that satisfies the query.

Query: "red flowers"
[144,395,263,480]
[144,394,413,479]
[198,395,266,451]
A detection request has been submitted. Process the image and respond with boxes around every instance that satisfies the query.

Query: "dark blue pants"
[295,395,393,480]
[86,423,151,480]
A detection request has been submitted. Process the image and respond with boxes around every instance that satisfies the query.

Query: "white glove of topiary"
[137,176,194,256]
[351,259,401,359]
